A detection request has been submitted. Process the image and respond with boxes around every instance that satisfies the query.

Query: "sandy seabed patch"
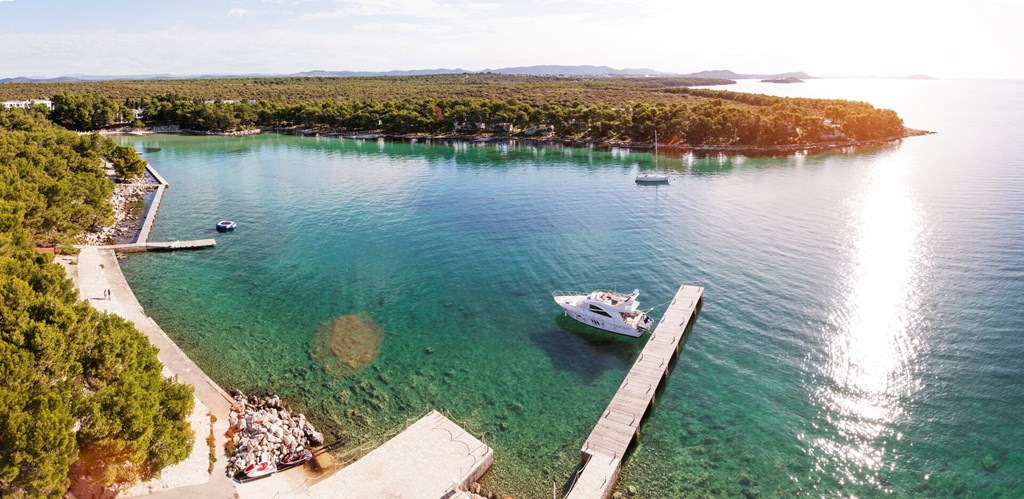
[310,312,383,377]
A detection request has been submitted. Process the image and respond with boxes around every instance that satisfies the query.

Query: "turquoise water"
[117,79,1024,497]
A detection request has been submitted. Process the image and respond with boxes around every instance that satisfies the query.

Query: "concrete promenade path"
[60,247,238,498]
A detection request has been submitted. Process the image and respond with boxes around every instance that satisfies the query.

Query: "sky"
[1,0,1022,79]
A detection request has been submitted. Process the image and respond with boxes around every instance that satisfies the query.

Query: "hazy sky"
[1,0,1022,79]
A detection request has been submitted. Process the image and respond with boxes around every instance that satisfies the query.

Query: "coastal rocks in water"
[224,392,325,477]
[463,482,515,499]
[310,311,384,377]
[79,165,159,246]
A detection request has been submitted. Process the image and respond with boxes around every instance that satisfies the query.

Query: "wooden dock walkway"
[566,283,704,499]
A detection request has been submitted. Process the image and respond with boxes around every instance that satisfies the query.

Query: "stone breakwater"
[225,392,324,477]
[80,177,157,246]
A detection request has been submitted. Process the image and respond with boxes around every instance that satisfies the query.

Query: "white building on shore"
[1,99,53,110]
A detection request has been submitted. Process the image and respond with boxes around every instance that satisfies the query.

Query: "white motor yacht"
[553,289,654,337]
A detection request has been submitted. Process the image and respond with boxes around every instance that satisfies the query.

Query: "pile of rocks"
[225,392,324,477]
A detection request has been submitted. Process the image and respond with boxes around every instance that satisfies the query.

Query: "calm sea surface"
[117,78,1024,496]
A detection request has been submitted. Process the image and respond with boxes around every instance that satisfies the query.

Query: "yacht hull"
[554,295,646,338]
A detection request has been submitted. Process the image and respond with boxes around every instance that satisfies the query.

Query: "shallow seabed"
[119,78,1023,497]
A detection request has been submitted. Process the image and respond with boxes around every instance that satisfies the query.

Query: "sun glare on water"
[806,156,928,490]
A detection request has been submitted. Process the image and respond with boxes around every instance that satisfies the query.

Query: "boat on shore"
[216,220,237,231]
[553,289,654,337]
[240,461,277,481]
[277,448,313,470]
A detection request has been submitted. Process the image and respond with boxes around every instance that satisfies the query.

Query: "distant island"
[682,69,814,80]
[761,77,804,84]
[841,73,938,80]
[0,73,925,155]
[0,65,814,83]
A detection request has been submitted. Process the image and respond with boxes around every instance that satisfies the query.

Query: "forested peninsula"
[1,74,920,151]
[0,108,193,497]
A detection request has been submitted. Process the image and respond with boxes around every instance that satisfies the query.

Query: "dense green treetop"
[4,74,906,145]
[111,145,146,182]
[0,109,115,247]
[49,92,135,131]
[128,90,904,144]
[0,108,194,497]
[0,74,733,106]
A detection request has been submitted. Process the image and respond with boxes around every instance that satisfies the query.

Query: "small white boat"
[553,289,654,337]
[636,131,669,184]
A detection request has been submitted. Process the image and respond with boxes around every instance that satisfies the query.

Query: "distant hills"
[483,65,679,76]
[291,68,467,78]
[679,69,815,80]
[292,65,679,77]
[0,66,814,83]
[0,76,88,83]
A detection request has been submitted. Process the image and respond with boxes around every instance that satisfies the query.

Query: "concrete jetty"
[137,163,168,244]
[136,183,165,243]
[135,162,166,246]
[91,162,218,254]
[303,410,493,498]
[103,239,217,253]
[566,284,704,499]
[145,162,170,187]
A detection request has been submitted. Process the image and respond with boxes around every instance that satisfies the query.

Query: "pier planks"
[566,283,703,499]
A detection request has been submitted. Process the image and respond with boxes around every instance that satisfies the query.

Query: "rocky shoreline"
[225,391,324,478]
[266,126,935,157]
[96,126,261,136]
[79,172,158,246]
[94,125,933,157]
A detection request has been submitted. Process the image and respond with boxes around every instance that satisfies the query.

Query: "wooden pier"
[566,283,704,499]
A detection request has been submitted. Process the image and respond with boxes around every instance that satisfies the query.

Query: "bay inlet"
[116,78,1024,497]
